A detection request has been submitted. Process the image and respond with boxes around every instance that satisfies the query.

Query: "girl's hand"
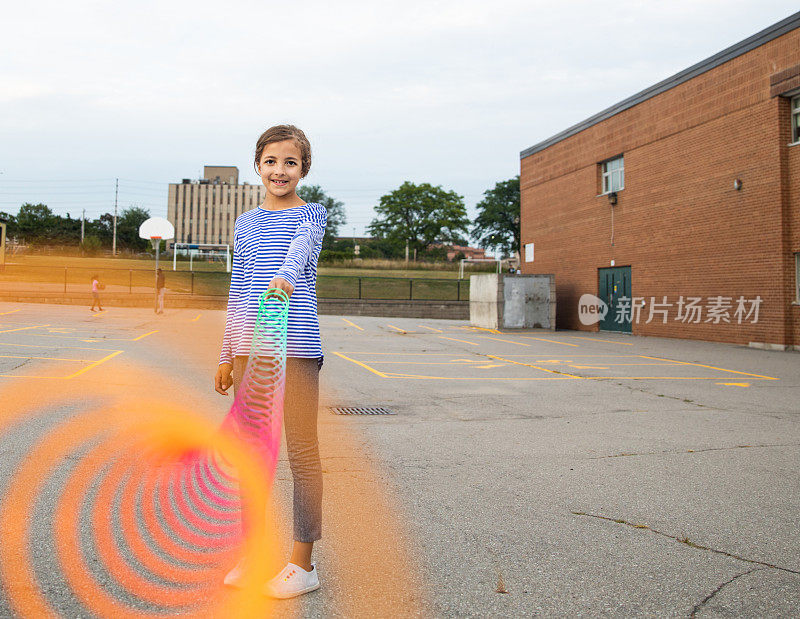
[215,362,233,395]
[267,277,294,298]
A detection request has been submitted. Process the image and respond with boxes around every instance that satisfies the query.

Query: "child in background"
[90,274,104,311]
[156,268,166,314]
[214,125,327,599]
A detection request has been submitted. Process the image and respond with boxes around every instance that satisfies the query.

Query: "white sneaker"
[263,562,320,599]
[223,558,248,588]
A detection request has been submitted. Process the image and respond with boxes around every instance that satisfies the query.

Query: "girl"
[214,125,327,599]
[90,274,104,311]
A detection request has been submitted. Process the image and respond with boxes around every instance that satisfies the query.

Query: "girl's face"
[257,139,303,198]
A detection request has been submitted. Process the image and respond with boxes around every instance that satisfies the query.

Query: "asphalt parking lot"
[318,315,799,617]
[0,301,797,617]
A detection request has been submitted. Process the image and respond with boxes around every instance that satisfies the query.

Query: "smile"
[271,179,288,186]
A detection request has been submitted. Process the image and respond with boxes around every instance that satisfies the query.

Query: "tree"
[0,212,16,238]
[51,212,81,244]
[472,176,520,258]
[367,182,470,259]
[15,203,55,243]
[116,206,150,251]
[296,184,346,249]
[80,235,102,256]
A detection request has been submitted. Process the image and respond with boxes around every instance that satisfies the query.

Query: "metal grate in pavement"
[328,406,396,416]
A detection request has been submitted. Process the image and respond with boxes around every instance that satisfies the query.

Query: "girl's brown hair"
[254,125,312,178]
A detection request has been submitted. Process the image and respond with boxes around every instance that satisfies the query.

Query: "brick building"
[428,243,488,261]
[519,12,800,350]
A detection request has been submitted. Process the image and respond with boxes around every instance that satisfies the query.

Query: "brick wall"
[520,28,800,348]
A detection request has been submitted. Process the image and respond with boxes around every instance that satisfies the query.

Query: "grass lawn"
[6,254,226,272]
[2,254,483,300]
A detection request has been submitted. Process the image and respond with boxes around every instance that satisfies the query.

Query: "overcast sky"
[1,1,798,238]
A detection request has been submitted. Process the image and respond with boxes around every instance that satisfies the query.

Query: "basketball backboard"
[139,217,175,241]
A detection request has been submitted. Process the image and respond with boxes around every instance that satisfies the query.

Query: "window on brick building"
[792,95,800,144]
[601,155,624,193]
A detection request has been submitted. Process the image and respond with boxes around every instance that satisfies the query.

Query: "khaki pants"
[232,355,323,542]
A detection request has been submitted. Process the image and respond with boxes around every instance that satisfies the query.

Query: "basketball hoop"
[138,218,175,312]
[139,218,173,243]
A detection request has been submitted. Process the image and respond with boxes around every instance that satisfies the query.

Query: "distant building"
[428,243,487,261]
[167,166,265,247]
[446,244,487,261]
[333,236,374,244]
[331,238,487,261]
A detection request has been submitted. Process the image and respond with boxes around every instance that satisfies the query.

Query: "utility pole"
[81,209,85,243]
[112,178,118,256]
[405,239,409,263]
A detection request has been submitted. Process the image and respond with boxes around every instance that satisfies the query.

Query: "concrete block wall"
[470,273,556,329]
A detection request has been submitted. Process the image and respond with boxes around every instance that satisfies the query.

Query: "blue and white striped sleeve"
[219,225,244,366]
[273,203,327,287]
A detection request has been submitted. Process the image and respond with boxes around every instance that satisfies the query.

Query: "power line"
[117,178,173,184]
[0,179,115,184]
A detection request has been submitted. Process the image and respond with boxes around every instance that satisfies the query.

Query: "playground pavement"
[0,301,797,617]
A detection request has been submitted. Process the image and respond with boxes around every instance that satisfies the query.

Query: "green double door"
[598,266,631,333]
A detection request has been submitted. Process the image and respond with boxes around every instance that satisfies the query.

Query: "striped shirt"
[219,202,327,365]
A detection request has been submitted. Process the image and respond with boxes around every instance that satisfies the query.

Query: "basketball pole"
[138,218,174,315]
[151,237,161,313]
[0,223,6,272]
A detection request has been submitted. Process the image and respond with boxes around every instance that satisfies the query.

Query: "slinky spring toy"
[222,287,290,479]
[0,288,292,616]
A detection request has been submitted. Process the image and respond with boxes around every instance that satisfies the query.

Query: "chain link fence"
[0,265,470,301]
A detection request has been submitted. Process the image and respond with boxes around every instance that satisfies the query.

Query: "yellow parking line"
[0,325,49,334]
[0,374,68,379]
[581,376,774,380]
[0,355,91,362]
[381,372,574,380]
[341,352,456,355]
[0,324,66,329]
[419,325,443,333]
[519,336,579,347]
[31,332,154,342]
[638,355,778,380]
[0,309,21,315]
[341,318,364,331]
[0,342,119,352]
[387,324,406,333]
[65,350,124,379]
[30,334,102,341]
[332,352,388,377]
[583,362,677,366]
[364,360,486,365]
[191,314,202,322]
[485,354,583,378]
[566,336,633,346]
[131,330,158,341]
[460,325,501,334]
[475,335,531,347]
[438,336,479,346]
